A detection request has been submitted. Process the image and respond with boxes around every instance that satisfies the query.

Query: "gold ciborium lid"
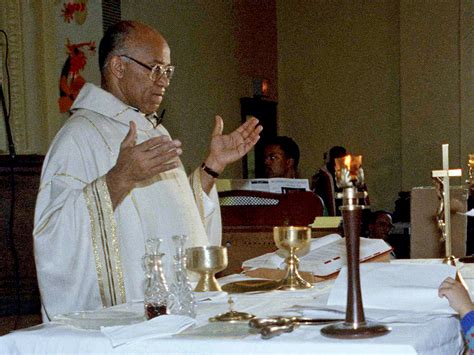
[209,297,255,322]
[186,245,228,292]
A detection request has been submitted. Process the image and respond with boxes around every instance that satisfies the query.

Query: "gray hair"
[98,20,137,75]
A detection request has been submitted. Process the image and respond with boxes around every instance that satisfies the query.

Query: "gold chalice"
[274,226,313,290]
[186,246,228,292]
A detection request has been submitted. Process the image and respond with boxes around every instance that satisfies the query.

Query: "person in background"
[311,146,347,216]
[438,277,474,351]
[263,136,300,179]
[366,210,394,241]
[364,210,396,257]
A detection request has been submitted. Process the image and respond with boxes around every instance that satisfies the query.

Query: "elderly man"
[33,20,261,320]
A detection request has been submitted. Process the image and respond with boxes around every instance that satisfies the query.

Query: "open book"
[242,234,392,277]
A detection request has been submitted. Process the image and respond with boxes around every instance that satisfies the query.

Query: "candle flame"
[344,155,351,169]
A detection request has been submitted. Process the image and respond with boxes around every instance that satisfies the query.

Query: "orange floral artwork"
[61,0,88,25]
[58,39,96,113]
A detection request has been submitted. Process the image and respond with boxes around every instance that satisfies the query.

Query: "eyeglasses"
[119,55,175,81]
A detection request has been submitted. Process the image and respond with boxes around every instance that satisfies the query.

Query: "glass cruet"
[168,234,197,318]
[142,238,170,319]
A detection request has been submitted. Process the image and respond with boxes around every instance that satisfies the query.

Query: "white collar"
[71,83,159,131]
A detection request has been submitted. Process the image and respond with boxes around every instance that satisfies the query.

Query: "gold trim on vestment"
[112,107,130,118]
[80,115,113,154]
[54,173,88,185]
[39,173,87,191]
[84,175,126,307]
[34,214,52,236]
[84,182,106,305]
[36,173,88,233]
[98,177,126,303]
[38,180,52,192]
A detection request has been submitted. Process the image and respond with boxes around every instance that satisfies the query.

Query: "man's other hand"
[204,115,262,174]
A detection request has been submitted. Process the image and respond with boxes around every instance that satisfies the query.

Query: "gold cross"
[431,144,462,257]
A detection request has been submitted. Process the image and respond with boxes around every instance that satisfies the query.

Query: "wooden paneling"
[220,190,324,227]
[219,190,326,275]
[0,155,43,316]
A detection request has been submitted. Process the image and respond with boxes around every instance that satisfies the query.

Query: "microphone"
[157,109,165,126]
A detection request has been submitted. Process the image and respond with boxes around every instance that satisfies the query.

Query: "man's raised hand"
[204,115,262,174]
[106,121,182,208]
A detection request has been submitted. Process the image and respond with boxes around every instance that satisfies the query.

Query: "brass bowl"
[186,246,228,292]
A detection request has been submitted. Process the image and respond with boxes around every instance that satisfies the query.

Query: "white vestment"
[34,83,221,320]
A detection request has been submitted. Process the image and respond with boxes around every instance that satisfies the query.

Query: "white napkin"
[327,263,456,313]
[101,315,195,347]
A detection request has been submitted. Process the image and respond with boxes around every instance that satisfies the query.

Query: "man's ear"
[109,56,125,79]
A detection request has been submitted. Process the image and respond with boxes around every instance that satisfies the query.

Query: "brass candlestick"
[321,155,390,339]
[274,226,313,290]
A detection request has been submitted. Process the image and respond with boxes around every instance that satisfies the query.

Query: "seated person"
[263,136,299,178]
[311,146,347,216]
[438,277,474,351]
[364,210,396,257]
[366,210,394,241]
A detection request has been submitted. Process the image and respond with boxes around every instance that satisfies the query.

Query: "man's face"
[118,29,171,114]
[369,214,393,240]
[264,145,292,178]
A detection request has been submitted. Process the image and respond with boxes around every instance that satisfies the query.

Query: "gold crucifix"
[431,144,462,257]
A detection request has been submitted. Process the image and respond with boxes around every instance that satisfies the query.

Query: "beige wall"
[277,0,472,211]
[2,0,472,211]
[277,0,401,210]
[460,0,474,175]
[400,0,465,190]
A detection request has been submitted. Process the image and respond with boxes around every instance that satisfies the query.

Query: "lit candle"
[344,155,351,170]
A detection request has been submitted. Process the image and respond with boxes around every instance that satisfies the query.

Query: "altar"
[2,149,469,355]
[0,314,460,354]
[0,266,466,355]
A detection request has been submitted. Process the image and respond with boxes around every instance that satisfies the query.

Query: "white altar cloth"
[0,275,465,354]
[0,317,461,354]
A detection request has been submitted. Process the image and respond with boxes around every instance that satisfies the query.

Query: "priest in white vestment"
[33,20,261,321]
